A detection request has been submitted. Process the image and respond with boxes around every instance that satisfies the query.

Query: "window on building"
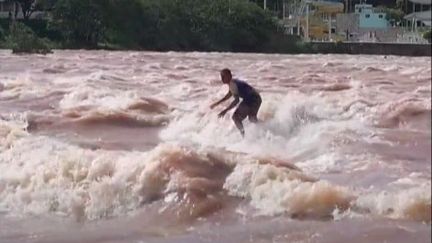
[365,14,370,18]
[379,14,383,18]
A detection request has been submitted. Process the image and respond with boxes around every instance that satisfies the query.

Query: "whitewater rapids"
[0,50,430,243]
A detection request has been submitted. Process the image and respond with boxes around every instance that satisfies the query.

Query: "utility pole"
[297,20,300,35]
[283,0,286,19]
[306,3,309,41]
[264,0,267,10]
[328,14,332,41]
[412,2,415,33]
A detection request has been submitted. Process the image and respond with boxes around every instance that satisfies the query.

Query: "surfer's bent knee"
[248,116,258,123]
[232,112,240,122]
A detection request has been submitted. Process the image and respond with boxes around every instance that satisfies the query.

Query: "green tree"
[10,0,36,21]
[35,0,60,10]
[147,0,278,51]
[6,22,52,54]
[98,0,160,49]
[50,0,104,47]
[44,0,288,52]
[0,25,4,41]
[423,30,431,43]
[377,5,405,24]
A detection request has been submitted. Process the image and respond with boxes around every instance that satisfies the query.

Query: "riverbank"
[309,42,431,57]
[1,42,430,57]
[1,0,430,57]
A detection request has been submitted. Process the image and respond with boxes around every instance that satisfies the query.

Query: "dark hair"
[220,68,232,77]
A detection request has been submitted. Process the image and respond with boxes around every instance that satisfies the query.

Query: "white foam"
[0,134,157,220]
[0,117,28,150]
[224,162,353,217]
[161,91,368,161]
[59,85,141,111]
[0,135,234,220]
[355,184,431,222]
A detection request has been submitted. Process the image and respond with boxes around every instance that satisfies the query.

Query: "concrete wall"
[310,42,431,56]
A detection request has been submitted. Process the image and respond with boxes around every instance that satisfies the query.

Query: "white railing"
[396,32,429,44]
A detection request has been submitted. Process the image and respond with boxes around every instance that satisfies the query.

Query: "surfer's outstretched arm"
[218,96,239,118]
[210,91,232,109]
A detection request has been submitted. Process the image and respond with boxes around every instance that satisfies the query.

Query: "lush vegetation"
[3,22,53,53]
[0,0,308,53]
[0,24,4,41]
[2,0,427,54]
[376,6,405,25]
[423,30,431,43]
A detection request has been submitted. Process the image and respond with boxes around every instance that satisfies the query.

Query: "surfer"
[210,68,262,136]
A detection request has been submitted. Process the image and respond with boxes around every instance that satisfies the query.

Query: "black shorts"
[233,94,262,120]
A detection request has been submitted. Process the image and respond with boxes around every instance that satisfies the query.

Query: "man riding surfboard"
[210,68,262,136]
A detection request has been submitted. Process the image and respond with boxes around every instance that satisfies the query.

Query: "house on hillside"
[336,3,398,41]
[280,0,346,41]
[403,0,431,27]
[400,0,431,43]
[355,3,388,28]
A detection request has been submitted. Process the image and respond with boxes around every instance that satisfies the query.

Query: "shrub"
[423,30,431,43]
[6,22,53,54]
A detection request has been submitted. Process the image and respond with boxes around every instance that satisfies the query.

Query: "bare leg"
[233,115,245,137]
[232,102,249,137]
[248,96,261,124]
[232,109,247,137]
[248,115,259,123]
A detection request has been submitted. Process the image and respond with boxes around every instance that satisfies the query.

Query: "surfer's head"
[220,68,232,84]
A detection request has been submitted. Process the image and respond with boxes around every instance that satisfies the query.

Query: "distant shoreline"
[309,42,431,57]
[1,42,430,57]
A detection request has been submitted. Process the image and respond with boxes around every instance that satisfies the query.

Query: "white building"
[403,0,431,27]
[398,0,431,43]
